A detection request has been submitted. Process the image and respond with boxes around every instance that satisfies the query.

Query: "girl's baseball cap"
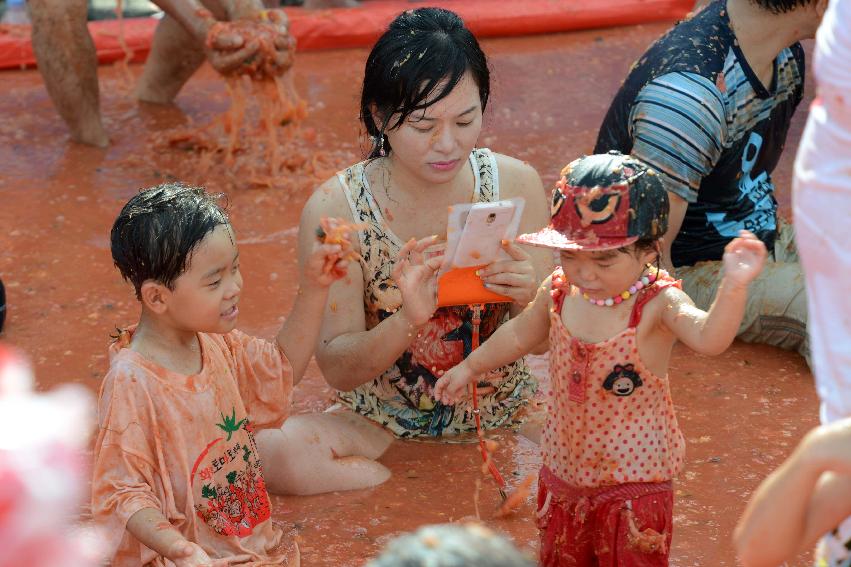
[517,152,669,251]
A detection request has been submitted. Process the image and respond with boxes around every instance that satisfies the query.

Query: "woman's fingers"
[425,257,443,272]
[481,282,522,299]
[409,235,438,265]
[414,234,440,252]
[391,257,408,283]
[501,239,532,261]
[481,272,531,288]
[479,258,534,278]
[398,237,418,258]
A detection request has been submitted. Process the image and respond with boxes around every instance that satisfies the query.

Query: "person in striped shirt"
[594,0,827,364]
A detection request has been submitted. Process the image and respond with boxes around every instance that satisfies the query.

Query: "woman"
[298,7,551,441]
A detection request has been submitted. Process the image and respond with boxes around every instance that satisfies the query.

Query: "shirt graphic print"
[191,409,271,538]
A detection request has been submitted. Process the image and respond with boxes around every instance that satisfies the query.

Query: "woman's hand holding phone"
[478,240,538,306]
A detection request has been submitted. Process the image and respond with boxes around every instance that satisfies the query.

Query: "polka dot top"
[541,268,686,488]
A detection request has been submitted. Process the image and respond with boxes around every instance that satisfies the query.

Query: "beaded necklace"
[581,268,657,307]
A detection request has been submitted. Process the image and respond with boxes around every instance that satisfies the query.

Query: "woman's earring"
[378,134,386,157]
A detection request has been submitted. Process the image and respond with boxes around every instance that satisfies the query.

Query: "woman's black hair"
[360,7,490,159]
[110,183,229,300]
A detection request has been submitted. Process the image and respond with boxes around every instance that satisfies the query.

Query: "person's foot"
[134,83,176,106]
[302,0,359,9]
[70,121,109,148]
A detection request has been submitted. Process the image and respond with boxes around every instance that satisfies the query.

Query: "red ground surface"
[0,21,817,566]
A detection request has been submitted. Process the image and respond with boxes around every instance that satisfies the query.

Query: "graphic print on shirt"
[384,304,509,434]
[190,408,271,538]
[602,363,644,397]
[592,0,803,266]
[705,132,778,238]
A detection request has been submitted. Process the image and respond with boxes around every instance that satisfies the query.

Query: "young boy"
[93,183,390,566]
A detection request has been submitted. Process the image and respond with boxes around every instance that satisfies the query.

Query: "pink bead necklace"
[581,268,658,307]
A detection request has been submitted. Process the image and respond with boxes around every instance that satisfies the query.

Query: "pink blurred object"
[0,344,100,567]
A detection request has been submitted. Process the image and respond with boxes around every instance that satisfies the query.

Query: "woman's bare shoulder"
[491,152,545,199]
[301,174,355,224]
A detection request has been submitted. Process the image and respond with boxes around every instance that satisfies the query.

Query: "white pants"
[793,1,851,563]
[794,0,851,425]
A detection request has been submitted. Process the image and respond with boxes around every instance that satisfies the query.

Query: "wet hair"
[110,182,229,300]
[366,523,535,567]
[618,238,663,271]
[622,238,661,257]
[360,7,490,159]
[750,0,816,13]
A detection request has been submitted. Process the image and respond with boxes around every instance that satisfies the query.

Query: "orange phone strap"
[470,303,508,501]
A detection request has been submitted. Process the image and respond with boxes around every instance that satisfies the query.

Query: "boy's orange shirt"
[92,328,298,566]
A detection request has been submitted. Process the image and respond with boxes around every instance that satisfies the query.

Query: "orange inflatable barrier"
[0,0,692,70]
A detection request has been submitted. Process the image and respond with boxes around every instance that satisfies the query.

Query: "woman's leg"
[255,411,393,495]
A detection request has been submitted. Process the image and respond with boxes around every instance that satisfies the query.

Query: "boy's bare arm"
[125,508,195,560]
[276,238,347,384]
[127,508,249,566]
[276,285,329,385]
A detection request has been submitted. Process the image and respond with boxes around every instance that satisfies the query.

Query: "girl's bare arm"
[434,279,552,404]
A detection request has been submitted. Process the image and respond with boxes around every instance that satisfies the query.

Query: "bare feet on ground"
[72,120,109,148]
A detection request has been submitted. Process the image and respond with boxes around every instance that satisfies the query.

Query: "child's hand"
[169,539,251,567]
[722,230,767,288]
[303,242,349,287]
[393,236,441,328]
[308,217,365,285]
[434,363,476,405]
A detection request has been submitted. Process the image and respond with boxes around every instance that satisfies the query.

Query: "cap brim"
[516,227,638,252]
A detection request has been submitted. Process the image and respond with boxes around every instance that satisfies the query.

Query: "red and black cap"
[517,152,669,251]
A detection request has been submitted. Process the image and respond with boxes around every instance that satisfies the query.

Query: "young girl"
[434,152,767,565]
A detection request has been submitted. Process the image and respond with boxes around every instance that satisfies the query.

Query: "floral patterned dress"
[336,148,537,438]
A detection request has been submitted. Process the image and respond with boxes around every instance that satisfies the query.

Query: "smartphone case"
[453,203,517,268]
[436,197,525,307]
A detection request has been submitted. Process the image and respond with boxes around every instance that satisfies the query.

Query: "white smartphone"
[452,201,517,268]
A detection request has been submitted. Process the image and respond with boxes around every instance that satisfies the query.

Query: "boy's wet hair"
[360,7,490,159]
[366,523,535,567]
[751,0,816,13]
[110,183,229,299]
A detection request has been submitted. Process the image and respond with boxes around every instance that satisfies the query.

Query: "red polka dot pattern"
[542,268,686,488]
